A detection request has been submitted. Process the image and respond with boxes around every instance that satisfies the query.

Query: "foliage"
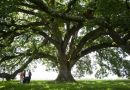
[73,55,93,78]
[95,48,129,78]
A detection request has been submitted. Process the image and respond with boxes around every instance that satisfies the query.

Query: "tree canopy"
[0,0,130,82]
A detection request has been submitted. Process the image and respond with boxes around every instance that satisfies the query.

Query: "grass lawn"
[0,80,130,90]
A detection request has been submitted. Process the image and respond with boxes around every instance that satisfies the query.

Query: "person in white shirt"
[24,70,32,83]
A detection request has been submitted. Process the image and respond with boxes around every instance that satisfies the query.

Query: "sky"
[30,64,58,80]
[16,63,58,80]
[16,63,122,81]
[16,55,130,80]
[15,55,130,80]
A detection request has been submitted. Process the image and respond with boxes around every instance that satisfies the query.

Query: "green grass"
[0,80,130,90]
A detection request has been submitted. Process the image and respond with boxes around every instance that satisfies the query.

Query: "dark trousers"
[23,77,30,83]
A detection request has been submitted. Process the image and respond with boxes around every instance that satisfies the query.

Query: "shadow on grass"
[0,80,130,90]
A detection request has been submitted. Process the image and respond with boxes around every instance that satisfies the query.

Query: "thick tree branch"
[0,56,18,64]
[28,0,84,22]
[0,30,26,49]
[0,50,32,64]
[68,32,78,54]
[17,8,36,15]
[0,73,11,80]
[74,27,107,54]
[10,57,33,80]
[79,43,118,58]
[32,29,60,49]
[0,50,57,80]
[108,30,125,45]
[63,22,83,53]
[11,51,57,79]
[35,51,57,63]
[70,43,118,66]
[0,57,33,80]
[108,29,130,54]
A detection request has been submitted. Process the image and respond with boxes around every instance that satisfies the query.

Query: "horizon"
[16,63,125,81]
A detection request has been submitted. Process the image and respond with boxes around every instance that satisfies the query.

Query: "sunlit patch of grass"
[0,80,130,90]
[0,86,5,89]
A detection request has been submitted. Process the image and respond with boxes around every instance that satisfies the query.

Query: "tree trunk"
[55,63,75,82]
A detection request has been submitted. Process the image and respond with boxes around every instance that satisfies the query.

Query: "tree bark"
[55,63,75,82]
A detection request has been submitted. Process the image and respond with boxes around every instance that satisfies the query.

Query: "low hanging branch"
[0,49,57,80]
[0,57,33,81]
[10,57,33,79]
[70,42,118,66]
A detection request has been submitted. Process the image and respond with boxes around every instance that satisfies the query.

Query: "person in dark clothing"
[23,70,32,83]
[23,70,26,84]
[28,70,32,83]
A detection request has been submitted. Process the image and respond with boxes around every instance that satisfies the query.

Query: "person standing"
[28,70,32,83]
[19,71,25,84]
[24,70,32,83]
